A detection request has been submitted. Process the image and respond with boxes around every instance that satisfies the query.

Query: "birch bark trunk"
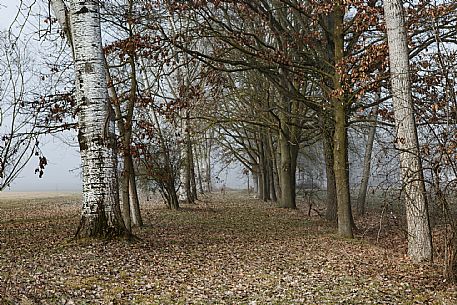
[178,111,189,203]
[383,0,432,262]
[51,0,127,238]
[195,144,205,194]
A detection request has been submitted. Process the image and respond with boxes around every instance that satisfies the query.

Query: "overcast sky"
[1,1,82,192]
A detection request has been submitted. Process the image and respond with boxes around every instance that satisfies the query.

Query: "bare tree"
[0,31,41,191]
[357,101,379,216]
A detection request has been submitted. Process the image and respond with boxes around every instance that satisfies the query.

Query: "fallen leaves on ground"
[0,191,456,304]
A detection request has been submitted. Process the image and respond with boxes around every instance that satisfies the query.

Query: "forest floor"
[0,191,456,304]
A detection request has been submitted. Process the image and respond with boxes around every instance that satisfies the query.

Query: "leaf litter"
[0,191,456,304]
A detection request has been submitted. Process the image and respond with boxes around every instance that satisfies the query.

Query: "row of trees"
[1,0,457,280]
[152,0,455,267]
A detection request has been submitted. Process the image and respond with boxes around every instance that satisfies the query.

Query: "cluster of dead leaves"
[0,191,456,304]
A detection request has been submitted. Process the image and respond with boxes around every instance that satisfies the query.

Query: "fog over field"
[10,138,82,192]
[0,2,78,191]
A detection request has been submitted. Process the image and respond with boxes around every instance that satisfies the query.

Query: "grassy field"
[1,191,456,304]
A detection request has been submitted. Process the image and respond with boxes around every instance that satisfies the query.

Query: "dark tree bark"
[333,4,353,238]
[321,111,338,222]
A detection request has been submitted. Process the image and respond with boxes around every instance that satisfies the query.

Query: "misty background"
[0,1,247,192]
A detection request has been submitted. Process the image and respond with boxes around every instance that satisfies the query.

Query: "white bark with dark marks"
[52,0,127,238]
[383,0,432,262]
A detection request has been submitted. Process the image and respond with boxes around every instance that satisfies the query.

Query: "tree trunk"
[269,163,277,202]
[278,125,296,209]
[178,130,188,202]
[187,125,198,202]
[357,104,378,215]
[258,166,265,201]
[384,0,432,262]
[124,8,142,227]
[247,171,251,194]
[258,136,270,201]
[119,54,138,230]
[262,165,270,201]
[68,0,127,238]
[204,131,213,192]
[184,144,192,203]
[333,101,353,238]
[290,142,299,207]
[121,158,132,232]
[333,4,353,238]
[182,119,196,203]
[105,64,134,232]
[128,156,143,227]
[252,168,259,198]
[264,133,274,200]
[195,144,205,194]
[268,132,280,202]
[262,135,271,201]
[322,113,337,222]
[168,178,180,210]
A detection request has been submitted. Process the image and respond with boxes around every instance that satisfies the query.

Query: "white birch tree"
[50,0,127,238]
[383,0,432,262]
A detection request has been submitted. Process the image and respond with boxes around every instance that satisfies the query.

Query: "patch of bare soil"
[0,191,456,304]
